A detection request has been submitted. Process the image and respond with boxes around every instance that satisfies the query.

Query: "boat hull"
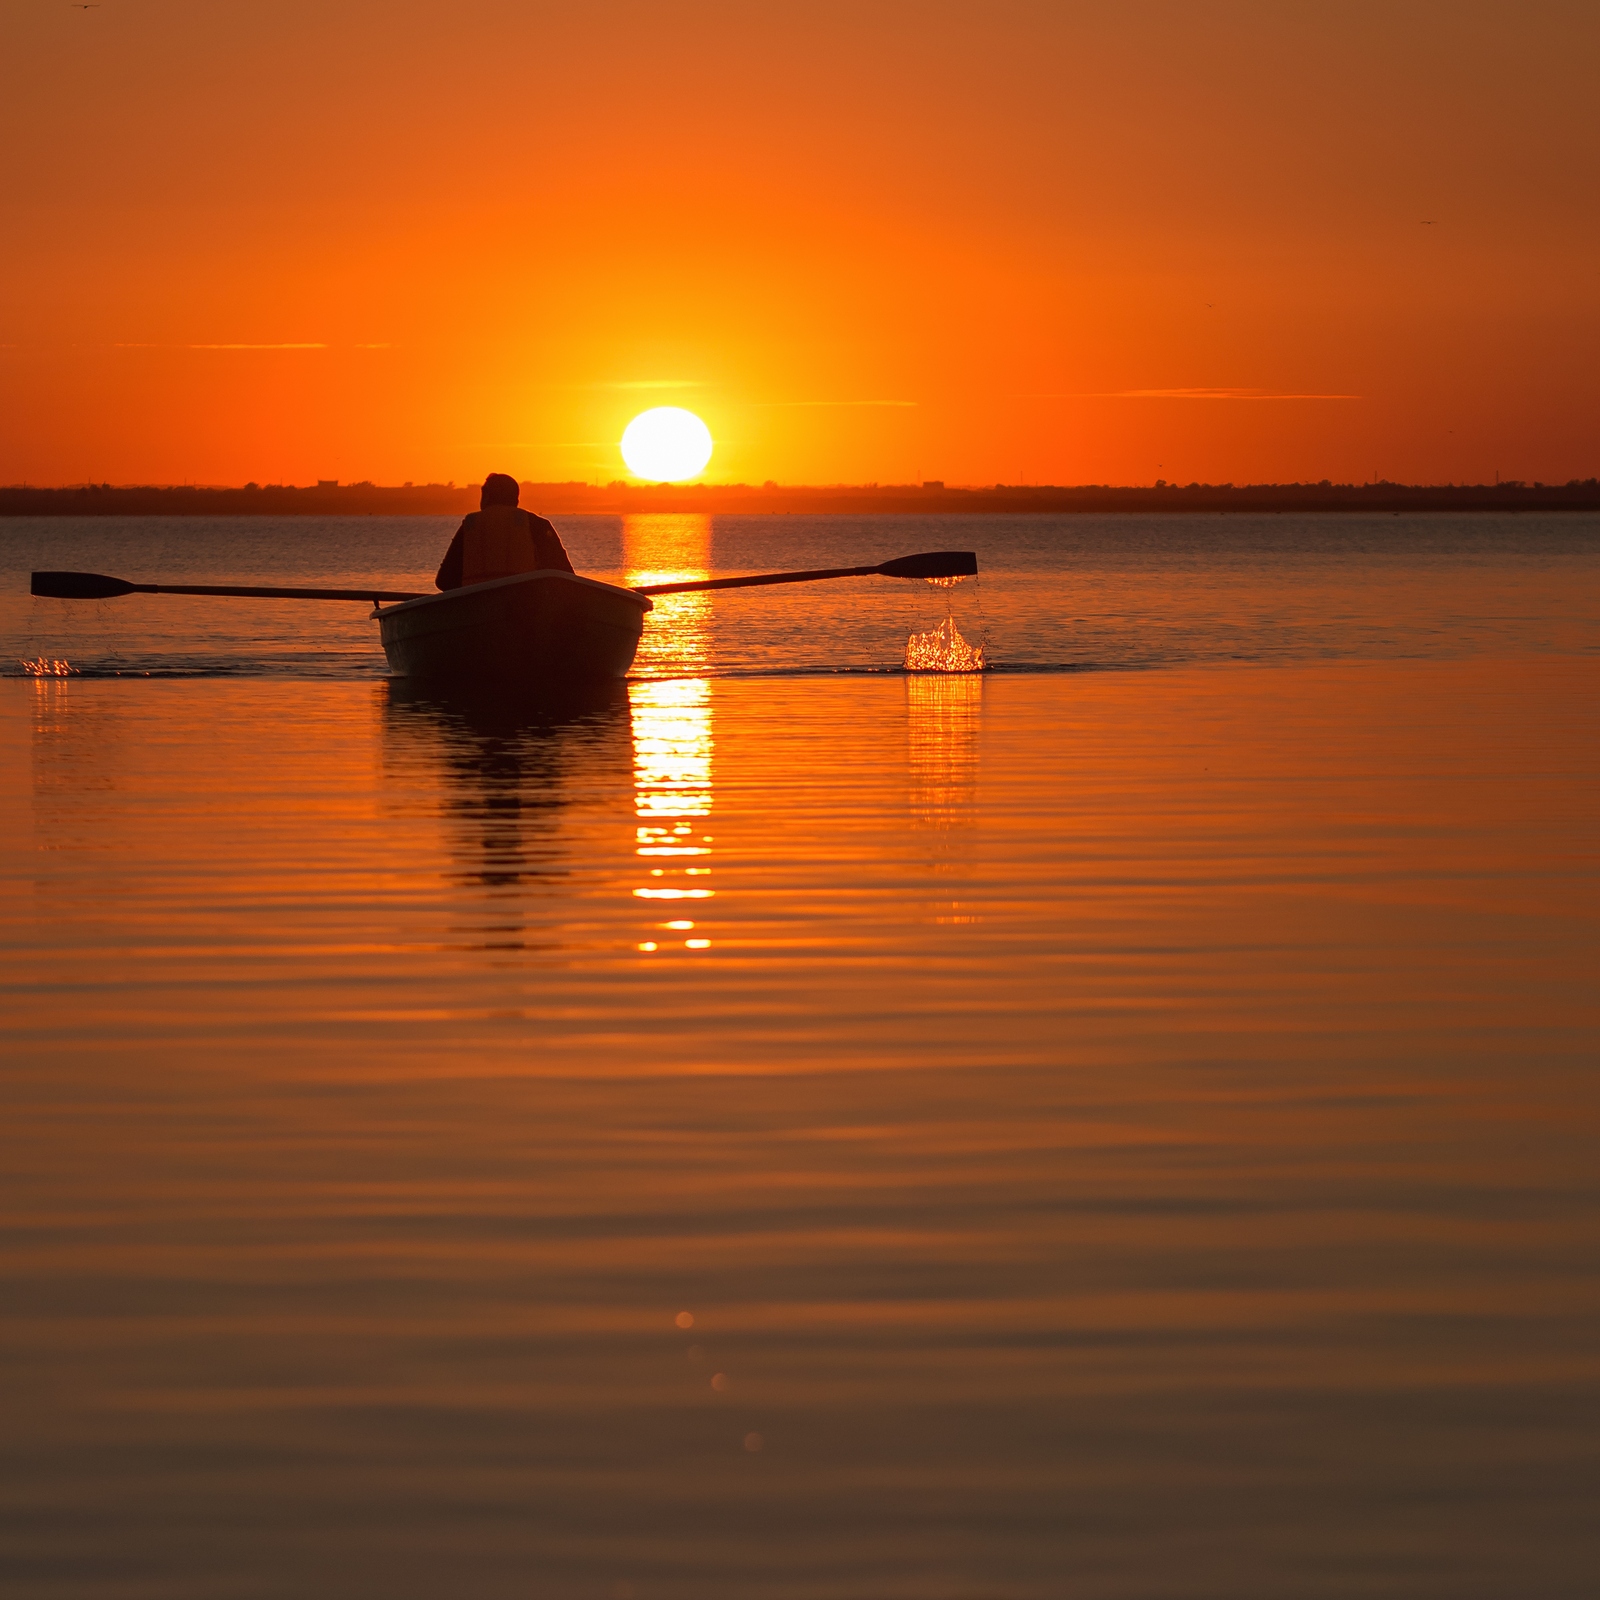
[378,572,651,687]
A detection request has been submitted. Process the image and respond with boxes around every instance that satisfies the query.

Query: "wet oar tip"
[876,551,978,580]
[31,570,136,599]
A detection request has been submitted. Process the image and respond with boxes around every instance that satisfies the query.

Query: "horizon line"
[6,477,1592,494]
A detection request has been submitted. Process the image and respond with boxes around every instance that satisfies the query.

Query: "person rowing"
[434,472,575,590]
[33,517,978,684]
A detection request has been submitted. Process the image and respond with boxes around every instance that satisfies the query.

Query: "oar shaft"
[33,549,973,604]
[635,564,879,597]
[136,582,423,602]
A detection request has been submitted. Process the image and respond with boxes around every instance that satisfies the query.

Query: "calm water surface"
[3,512,1597,677]
[1,516,1597,1597]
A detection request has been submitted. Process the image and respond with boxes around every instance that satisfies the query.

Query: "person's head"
[480,473,520,509]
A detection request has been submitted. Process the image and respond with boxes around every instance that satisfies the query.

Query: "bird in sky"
[1421,220,1437,225]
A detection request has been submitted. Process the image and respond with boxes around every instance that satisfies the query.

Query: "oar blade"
[875,550,978,580]
[31,570,137,600]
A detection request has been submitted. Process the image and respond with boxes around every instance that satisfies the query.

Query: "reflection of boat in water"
[384,676,632,732]
[383,680,632,898]
[378,572,652,688]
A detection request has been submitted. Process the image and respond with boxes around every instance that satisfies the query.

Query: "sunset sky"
[2,0,1595,488]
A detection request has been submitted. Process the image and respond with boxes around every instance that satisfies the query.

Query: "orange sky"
[2,0,1595,488]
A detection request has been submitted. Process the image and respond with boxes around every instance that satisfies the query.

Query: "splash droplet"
[905,615,985,673]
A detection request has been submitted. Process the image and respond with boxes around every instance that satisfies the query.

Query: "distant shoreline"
[3,481,1597,517]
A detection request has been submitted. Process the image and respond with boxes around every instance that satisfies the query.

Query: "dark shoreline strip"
[3,482,1599,518]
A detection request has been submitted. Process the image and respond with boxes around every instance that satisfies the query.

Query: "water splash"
[905,614,986,673]
[20,657,76,677]
[905,575,986,673]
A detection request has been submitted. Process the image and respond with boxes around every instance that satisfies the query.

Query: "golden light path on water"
[626,515,716,954]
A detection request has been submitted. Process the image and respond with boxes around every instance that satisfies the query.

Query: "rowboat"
[30,550,977,689]
[377,571,652,686]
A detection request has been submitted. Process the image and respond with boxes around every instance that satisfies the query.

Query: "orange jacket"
[434,506,575,590]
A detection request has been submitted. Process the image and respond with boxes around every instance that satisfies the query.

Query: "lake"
[1,513,1597,1598]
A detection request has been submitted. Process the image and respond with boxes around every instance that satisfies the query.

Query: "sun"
[620,407,713,482]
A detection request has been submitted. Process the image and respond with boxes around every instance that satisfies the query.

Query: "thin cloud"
[112,341,344,350]
[1029,387,1360,401]
[1120,387,1361,400]
[353,343,391,350]
[755,399,917,408]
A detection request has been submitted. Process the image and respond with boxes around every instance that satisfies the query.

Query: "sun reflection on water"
[624,512,714,681]
[626,514,715,950]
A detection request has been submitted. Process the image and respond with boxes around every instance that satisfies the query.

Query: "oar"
[633,550,977,596]
[30,548,977,604]
[31,571,424,603]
